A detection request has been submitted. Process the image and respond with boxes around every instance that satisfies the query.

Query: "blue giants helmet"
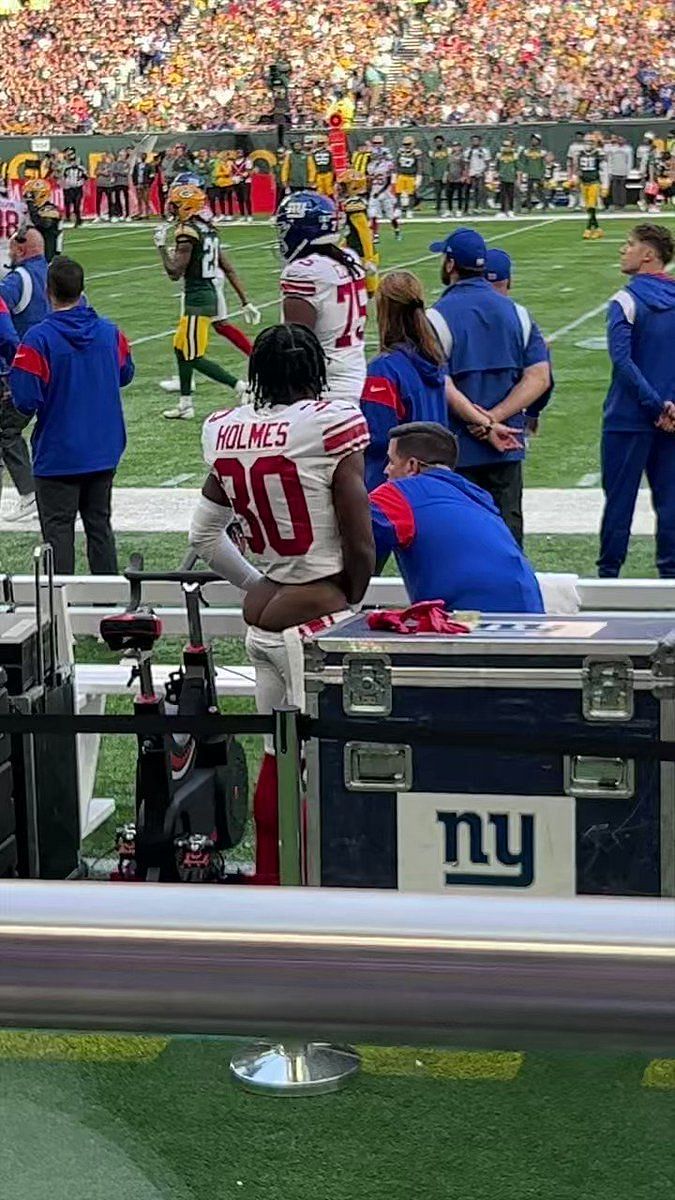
[276,191,338,262]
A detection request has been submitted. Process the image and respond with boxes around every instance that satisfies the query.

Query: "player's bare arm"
[189,472,263,591]
[157,237,192,281]
[488,361,551,424]
[331,450,375,605]
[282,294,317,330]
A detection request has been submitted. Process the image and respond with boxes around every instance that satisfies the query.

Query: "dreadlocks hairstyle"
[376,270,444,366]
[249,324,328,409]
[311,241,363,280]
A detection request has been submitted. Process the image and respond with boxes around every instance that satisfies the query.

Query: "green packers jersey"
[29,202,61,263]
[578,150,602,183]
[396,149,418,176]
[496,150,518,182]
[429,148,449,181]
[176,218,219,316]
[520,148,545,179]
[312,148,333,173]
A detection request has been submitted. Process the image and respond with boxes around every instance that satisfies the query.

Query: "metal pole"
[274,705,302,888]
[0,884,674,1051]
[231,709,361,1095]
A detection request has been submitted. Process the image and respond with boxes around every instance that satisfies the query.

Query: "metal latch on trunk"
[651,632,675,700]
[582,657,634,722]
[344,742,412,791]
[342,653,392,716]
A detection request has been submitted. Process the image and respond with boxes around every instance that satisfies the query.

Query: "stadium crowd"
[0,0,672,133]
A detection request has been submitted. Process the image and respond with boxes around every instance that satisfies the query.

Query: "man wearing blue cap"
[426,228,551,543]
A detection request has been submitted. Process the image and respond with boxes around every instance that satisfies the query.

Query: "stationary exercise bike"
[99,554,248,882]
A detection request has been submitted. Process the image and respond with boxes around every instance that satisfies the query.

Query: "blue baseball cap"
[428,226,487,269]
[485,248,512,282]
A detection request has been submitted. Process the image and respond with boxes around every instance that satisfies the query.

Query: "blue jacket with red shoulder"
[370,467,544,613]
[0,296,19,372]
[361,343,448,490]
[9,304,134,476]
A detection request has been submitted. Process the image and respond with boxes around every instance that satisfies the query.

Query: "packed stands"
[0,0,672,133]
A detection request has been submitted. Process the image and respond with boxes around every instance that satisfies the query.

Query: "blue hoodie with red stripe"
[605,273,675,431]
[9,304,134,477]
[361,343,448,490]
[0,297,19,372]
[370,467,544,613]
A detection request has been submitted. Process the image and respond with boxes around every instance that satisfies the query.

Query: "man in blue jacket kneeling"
[10,256,134,573]
[370,422,544,614]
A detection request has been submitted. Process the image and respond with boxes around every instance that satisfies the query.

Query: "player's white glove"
[242,302,261,325]
[153,223,169,249]
[234,379,248,400]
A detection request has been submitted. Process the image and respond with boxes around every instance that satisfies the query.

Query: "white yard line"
[548,260,675,343]
[131,220,559,347]
[547,299,610,343]
[89,262,157,281]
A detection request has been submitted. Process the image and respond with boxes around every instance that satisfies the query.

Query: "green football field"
[3,213,675,1199]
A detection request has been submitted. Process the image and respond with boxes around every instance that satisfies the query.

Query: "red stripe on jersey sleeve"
[323,419,370,454]
[12,342,50,383]
[281,280,317,294]
[117,329,130,366]
[361,375,406,418]
[369,482,416,549]
[0,297,9,315]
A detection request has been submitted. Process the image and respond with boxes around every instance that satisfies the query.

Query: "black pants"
[457,460,523,546]
[525,179,544,209]
[500,181,515,212]
[35,469,118,575]
[96,187,112,217]
[433,179,445,213]
[0,380,33,497]
[445,180,463,212]
[63,187,83,225]
[112,185,129,218]
[463,175,485,211]
[609,176,627,208]
[232,182,251,217]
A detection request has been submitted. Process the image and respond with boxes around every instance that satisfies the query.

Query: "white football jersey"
[281,249,367,399]
[202,397,370,584]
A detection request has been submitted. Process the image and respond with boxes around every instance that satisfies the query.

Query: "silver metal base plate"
[229,1041,361,1096]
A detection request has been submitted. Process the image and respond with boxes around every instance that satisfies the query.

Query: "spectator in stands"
[9,257,134,574]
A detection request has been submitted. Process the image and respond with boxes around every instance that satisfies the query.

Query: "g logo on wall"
[397,792,575,896]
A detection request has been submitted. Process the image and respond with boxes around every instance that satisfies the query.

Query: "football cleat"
[583,229,593,239]
[591,228,604,239]
[163,400,195,419]
[159,376,196,393]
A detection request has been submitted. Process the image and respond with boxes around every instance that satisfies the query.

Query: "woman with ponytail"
[362,270,518,489]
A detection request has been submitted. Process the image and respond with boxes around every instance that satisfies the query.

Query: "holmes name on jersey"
[215,419,290,453]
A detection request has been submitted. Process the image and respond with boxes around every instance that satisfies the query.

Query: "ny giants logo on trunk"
[436,810,535,888]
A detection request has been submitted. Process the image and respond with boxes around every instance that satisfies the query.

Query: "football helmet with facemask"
[276,190,338,262]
